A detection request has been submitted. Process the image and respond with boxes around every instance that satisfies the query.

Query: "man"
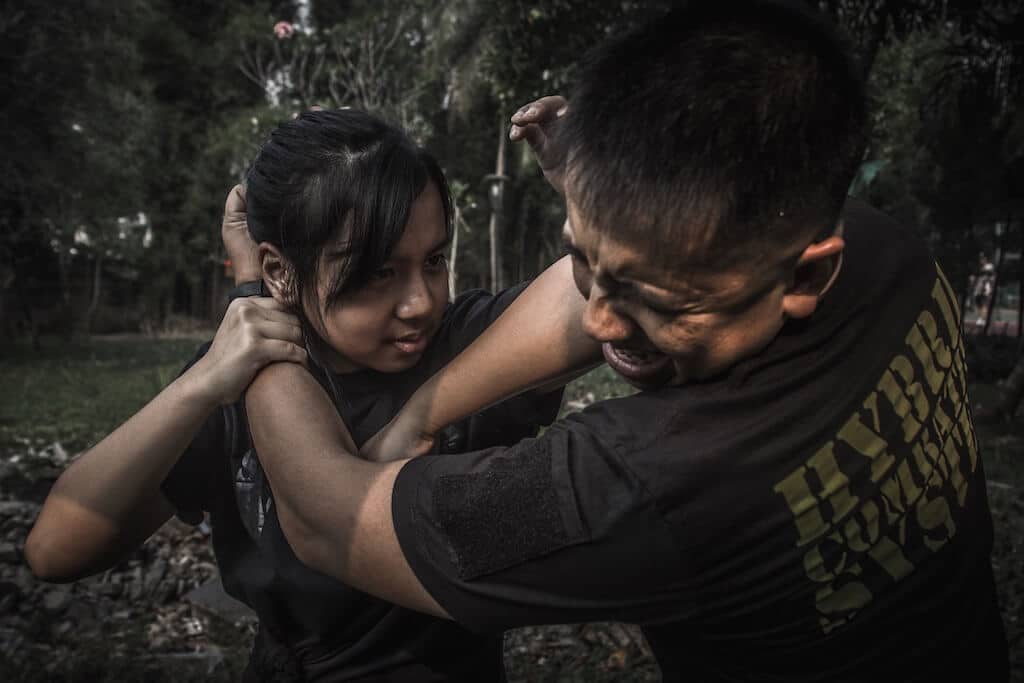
[233,1,1009,679]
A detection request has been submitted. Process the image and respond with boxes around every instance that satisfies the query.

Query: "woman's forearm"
[25,365,219,580]
[411,256,600,435]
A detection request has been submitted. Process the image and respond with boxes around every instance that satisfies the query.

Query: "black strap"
[228,280,269,301]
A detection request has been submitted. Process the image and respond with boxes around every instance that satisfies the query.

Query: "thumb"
[224,185,247,221]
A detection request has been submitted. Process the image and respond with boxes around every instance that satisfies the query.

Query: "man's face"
[563,198,790,390]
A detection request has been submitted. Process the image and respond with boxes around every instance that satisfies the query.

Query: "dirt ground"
[2,414,1020,682]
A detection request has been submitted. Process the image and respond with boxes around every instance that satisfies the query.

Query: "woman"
[26,108,567,681]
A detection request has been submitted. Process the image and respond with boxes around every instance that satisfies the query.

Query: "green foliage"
[0,337,202,454]
[1,0,1021,334]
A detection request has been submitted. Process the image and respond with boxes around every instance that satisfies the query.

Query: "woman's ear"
[781,225,846,320]
[259,243,298,306]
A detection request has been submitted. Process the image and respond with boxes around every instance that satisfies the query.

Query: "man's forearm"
[410,255,600,435]
[245,362,447,616]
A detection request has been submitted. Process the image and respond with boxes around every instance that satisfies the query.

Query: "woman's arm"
[362,255,600,461]
[25,297,306,581]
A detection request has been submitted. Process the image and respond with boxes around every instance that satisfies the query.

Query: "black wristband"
[227,280,269,301]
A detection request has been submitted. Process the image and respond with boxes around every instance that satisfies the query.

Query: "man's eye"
[648,301,693,317]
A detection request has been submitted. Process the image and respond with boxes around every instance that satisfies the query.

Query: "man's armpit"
[434,440,585,580]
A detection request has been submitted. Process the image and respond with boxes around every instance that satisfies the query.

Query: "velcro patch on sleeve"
[434,442,573,580]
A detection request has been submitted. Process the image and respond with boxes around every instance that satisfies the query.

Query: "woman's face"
[307,183,450,374]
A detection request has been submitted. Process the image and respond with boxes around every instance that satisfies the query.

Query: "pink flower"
[273,21,295,39]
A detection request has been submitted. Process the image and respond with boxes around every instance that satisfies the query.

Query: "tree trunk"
[210,258,223,321]
[1017,220,1023,345]
[995,353,1024,421]
[449,204,460,299]
[983,222,1007,336]
[489,117,507,292]
[83,253,103,334]
[56,249,73,341]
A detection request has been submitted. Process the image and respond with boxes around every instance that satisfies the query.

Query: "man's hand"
[190,297,306,406]
[221,184,262,286]
[509,95,569,196]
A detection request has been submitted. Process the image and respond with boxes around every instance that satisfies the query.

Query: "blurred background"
[0,0,1022,680]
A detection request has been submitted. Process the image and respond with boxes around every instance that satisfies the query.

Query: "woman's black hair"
[245,108,453,314]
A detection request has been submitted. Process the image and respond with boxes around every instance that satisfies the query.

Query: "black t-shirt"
[391,200,1009,682]
[162,283,563,682]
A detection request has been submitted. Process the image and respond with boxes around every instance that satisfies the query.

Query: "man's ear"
[259,243,298,306]
[781,226,845,320]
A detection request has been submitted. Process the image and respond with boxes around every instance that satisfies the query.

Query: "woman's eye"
[425,253,447,270]
[371,267,395,281]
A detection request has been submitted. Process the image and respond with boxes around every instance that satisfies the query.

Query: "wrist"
[228,280,269,300]
[178,359,226,411]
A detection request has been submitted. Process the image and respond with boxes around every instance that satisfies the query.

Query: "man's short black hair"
[564,0,867,272]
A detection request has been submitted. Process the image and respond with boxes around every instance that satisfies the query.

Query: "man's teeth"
[617,348,655,363]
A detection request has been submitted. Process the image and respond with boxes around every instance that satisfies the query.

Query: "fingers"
[510,95,568,126]
[256,320,304,346]
[509,95,569,171]
[264,339,308,367]
[229,297,303,329]
[223,184,247,224]
[241,296,290,312]
[509,122,546,148]
[227,184,246,209]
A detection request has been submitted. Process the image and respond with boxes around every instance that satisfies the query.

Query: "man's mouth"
[602,343,673,387]
[392,331,429,355]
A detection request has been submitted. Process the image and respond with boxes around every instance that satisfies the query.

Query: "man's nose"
[581,285,634,343]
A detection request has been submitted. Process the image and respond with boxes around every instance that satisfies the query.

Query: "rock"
[0,590,18,613]
[99,581,123,598]
[42,586,72,613]
[144,558,167,595]
[0,542,20,563]
[184,577,255,622]
[47,442,70,466]
[65,599,94,624]
[0,501,40,519]
[144,648,226,677]
[12,566,35,593]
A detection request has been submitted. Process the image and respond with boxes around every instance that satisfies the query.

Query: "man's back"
[391,200,1008,681]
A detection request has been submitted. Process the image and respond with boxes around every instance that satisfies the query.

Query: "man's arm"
[363,255,600,462]
[245,256,597,610]
[244,363,448,616]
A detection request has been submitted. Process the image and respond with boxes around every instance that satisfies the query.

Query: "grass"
[0,336,208,456]
[0,334,632,458]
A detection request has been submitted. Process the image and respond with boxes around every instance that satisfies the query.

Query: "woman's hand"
[221,184,262,286]
[360,411,436,463]
[191,297,306,406]
[509,95,569,196]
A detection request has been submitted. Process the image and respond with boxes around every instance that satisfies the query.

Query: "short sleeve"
[438,282,530,357]
[160,343,225,525]
[432,281,564,451]
[391,406,691,631]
